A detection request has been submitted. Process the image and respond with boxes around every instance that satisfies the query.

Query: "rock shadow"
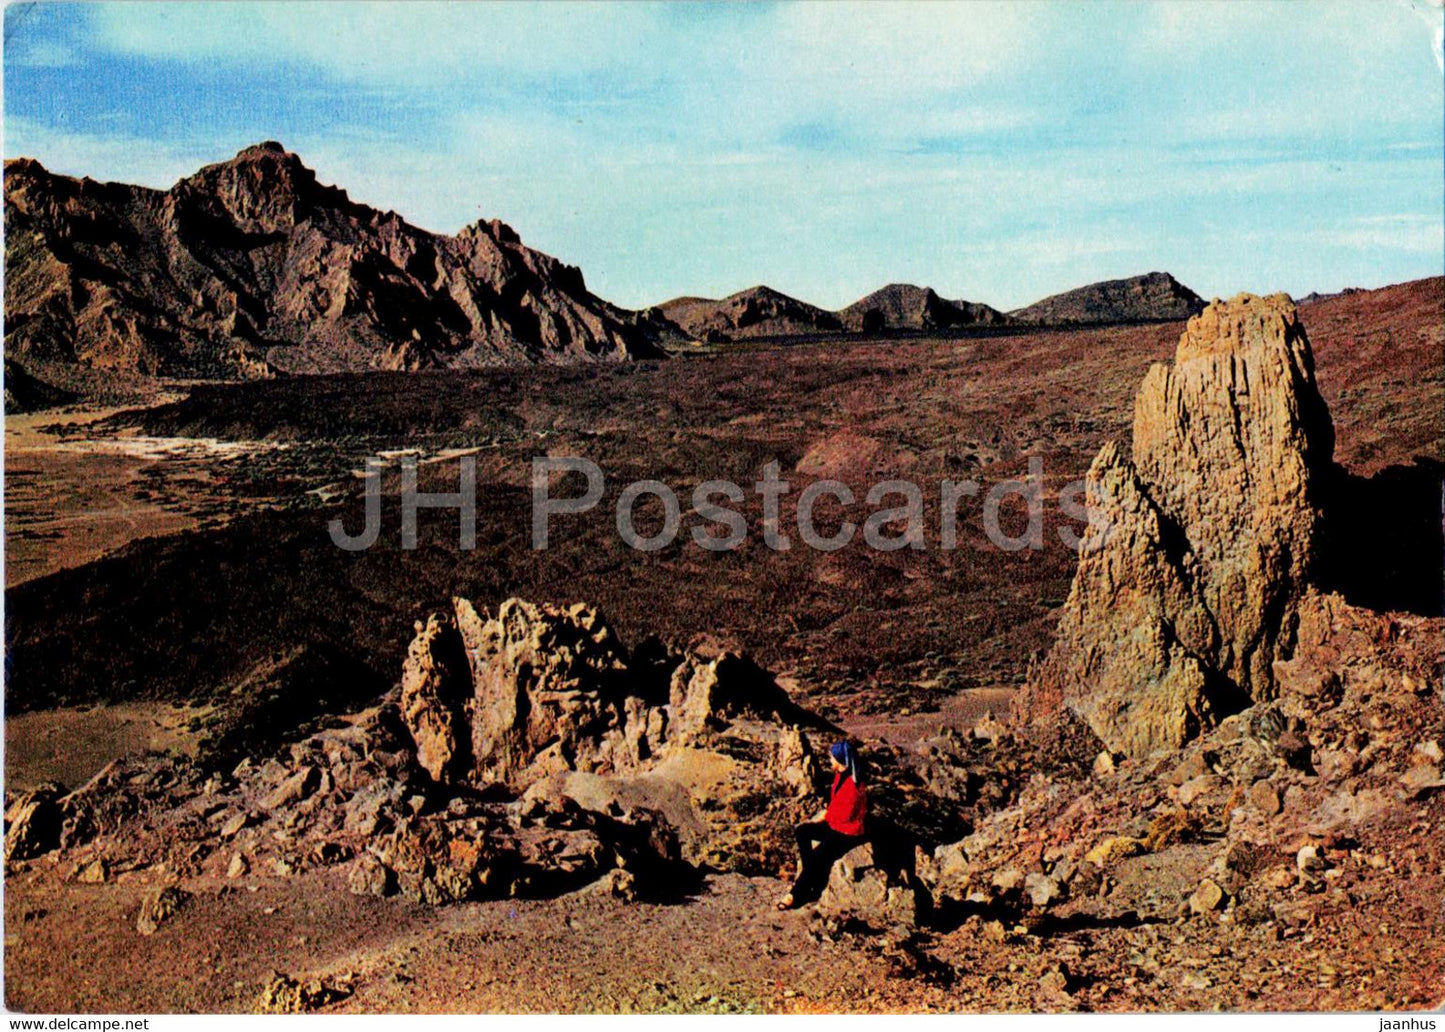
[1318,458,1444,617]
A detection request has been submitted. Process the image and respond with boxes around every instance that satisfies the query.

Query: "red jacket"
[825,772,866,837]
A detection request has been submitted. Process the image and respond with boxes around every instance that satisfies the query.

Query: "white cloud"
[1308,214,1445,254]
[8,40,78,68]
[762,2,1040,95]
[81,2,1048,155]
[87,1,1043,96]
[87,2,660,82]
[1135,0,1442,141]
[2,117,236,188]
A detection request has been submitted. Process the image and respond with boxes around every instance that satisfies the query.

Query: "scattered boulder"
[1177,774,1224,807]
[4,783,66,863]
[1296,844,1326,876]
[1399,765,1445,798]
[1142,809,1199,851]
[263,767,320,811]
[1167,751,1217,786]
[1248,780,1282,817]
[1274,729,1314,773]
[817,842,923,929]
[972,714,1008,744]
[347,855,395,898]
[605,868,639,902]
[220,811,253,838]
[1086,836,1146,867]
[342,781,408,838]
[1221,840,1269,894]
[373,816,516,905]
[1024,871,1063,909]
[255,971,352,1014]
[1414,740,1444,765]
[1262,866,1296,890]
[1188,878,1225,914]
[73,859,108,884]
[1037,960,1079,1004]
[136,885,191,936]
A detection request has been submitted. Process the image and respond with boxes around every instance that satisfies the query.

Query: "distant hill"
[1298,287,1365,304]
[1010,271,1204,325]
[838,283,1008,333]
[3,142,668,400]
[656,286,842,342]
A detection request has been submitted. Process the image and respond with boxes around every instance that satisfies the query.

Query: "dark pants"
[790,822,864,903]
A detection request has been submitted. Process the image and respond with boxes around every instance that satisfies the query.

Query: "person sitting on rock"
[777,740,867,910]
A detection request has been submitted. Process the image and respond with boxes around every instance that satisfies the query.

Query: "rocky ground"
[7,594,1441,1014]
[4,280,1442,1013]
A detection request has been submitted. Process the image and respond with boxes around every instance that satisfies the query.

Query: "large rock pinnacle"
[1025,293,1335,758]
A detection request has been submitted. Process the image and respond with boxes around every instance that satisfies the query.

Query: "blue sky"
[4,1,1442,310]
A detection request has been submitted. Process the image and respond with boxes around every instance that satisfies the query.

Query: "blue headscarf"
[830,740,863,786]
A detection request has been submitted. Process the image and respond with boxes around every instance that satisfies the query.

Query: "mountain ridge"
[647,273,1208,342]
[4,142,1353,394]
[3,142,668,396]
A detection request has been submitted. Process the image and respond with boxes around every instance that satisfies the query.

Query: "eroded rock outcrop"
[3,783,66,862]
[1025,294,1335,758]
[399,596,831,873]
[2,595,853,913]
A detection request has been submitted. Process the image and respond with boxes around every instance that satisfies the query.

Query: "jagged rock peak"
[461,216,522,246]
[184,140,315,187]
[398,595,830,873]
[1020,293,1335,759]
[175,141,327,233]
[4,142,665,384]
[237,140,290,158]
[400,596,818,791]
